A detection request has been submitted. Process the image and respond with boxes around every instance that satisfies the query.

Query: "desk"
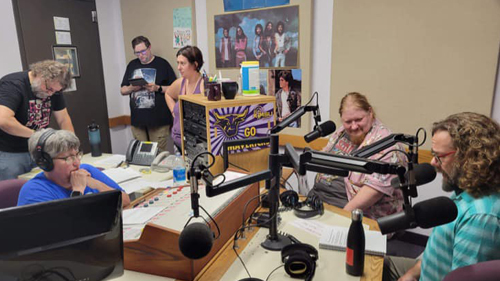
[195,203,383,281]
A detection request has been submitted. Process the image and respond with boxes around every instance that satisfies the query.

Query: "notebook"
[319,226,387,256]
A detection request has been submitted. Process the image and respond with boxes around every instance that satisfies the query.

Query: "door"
[12,0,111,154]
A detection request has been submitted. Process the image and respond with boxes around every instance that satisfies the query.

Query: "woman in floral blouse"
[308,92,406,220]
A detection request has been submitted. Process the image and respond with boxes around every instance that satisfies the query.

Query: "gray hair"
[28,129,80,160]
[30,60,72,90]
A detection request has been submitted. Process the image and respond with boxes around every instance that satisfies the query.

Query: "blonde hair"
[338,92,375,118]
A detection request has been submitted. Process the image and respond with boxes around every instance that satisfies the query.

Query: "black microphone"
[271,105,317,134]
[377,196,458,234]
[178,222,214,259]
[304,121,336,143]
[390,163,437,188]
[178,164,214,259]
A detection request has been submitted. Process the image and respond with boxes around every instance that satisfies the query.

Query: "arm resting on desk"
[344,185,384,212]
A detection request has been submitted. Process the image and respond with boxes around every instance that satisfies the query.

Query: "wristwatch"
[70,190,82,197]
[158,85,163,93]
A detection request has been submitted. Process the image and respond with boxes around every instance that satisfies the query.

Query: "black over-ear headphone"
[280,190,324,219]
[281,243,318,281]
[34,129,55,172]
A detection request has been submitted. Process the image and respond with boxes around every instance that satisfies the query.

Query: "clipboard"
[129,78,148,86]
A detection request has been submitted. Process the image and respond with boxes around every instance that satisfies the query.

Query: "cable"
[266,265,285,281]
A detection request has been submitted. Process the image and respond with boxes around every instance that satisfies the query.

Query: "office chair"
[443,260,500,281]
[0,179,27,208]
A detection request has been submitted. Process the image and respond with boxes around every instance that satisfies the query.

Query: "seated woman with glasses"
[17,129,130,207]
[308,92,406,221]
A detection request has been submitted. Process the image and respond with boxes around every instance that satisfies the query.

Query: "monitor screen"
[0,190,124,281]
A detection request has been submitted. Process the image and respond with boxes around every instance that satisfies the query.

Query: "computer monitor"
[0,190,124,281]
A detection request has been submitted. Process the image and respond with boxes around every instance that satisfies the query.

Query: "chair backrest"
[443,260,500,281]
[0,179,27,209]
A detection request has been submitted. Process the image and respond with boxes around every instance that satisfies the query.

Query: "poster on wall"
[209,103,274,155]
[268,69,302,128]
[53,46,80,77]
[173,7,192,48]
[224,0,290,12]
[214,5,299,69]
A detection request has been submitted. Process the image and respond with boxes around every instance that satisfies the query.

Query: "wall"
[0,1,23,76]
[329,0,500,150]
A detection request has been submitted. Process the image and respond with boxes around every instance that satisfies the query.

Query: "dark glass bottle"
[88,120,102,157]
[346,209,365,276]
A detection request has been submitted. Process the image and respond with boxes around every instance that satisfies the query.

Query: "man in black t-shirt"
[0,60,74,180]
[120,36,176,152]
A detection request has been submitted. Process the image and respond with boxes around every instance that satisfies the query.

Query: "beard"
[349,133,367,145]
[437,165,460,192]
[31,79,50,99]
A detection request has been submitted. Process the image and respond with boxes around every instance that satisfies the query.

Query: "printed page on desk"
[319,226,386,256]
[102,167,141,184]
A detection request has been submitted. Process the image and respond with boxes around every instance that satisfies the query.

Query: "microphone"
[178,163,214,259]
[377,196,458,234]
[390,163,437,188]
[304,121,336,143]
[271,105,317,134]
[178,222,214,259]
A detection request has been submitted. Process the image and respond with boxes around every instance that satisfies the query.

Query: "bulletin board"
[329,0,500,149]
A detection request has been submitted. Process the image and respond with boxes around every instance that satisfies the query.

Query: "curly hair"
[432,112,500,197]
[30,60,71,89]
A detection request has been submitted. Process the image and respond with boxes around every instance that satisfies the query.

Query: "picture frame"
[52,45,80,78]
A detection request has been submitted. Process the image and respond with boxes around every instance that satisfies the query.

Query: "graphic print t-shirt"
[131,68,157,109]
[0,71,66,152]
[121,57,176,127]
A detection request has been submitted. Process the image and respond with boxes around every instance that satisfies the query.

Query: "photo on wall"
[214,5,299,69]
[268,69,302,128]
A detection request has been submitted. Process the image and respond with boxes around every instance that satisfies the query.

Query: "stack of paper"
[102,167,141,184]
[319,226,387,256]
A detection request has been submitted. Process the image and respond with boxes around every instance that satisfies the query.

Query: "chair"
[443,260,500,281]
[0,179,27,208]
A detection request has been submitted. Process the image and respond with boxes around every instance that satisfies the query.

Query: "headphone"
[281,243,318,281]
[280,190,324,219]
[34,129,56,172]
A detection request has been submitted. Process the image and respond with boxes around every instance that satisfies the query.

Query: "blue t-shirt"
[17,164,124,206]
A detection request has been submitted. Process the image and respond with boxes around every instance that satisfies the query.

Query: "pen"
[116,160,124,168]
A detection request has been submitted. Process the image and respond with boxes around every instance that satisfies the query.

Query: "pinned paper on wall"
[53,16,70,31]
[55,31,72,45]
[173,7,192,48]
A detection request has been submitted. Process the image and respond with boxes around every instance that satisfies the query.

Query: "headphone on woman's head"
[34,129,56,172]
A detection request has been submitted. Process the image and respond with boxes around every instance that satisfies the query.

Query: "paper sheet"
[102,167,141,184]
[123,207,164,225]
[93,154,125,168]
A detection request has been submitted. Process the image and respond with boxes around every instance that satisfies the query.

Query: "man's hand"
[144,83,158,92]
[120,85,142,96]
[70,169,90,193]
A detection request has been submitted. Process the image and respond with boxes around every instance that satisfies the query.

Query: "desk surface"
[18,153,172,183]
[194,203,383,281]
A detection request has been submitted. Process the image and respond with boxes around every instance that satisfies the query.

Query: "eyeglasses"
[53,151,83,164]
[45,80,62,94]
[431,150,456,165]
[134,47,149,56]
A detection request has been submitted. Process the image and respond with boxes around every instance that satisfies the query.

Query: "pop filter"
[178,222,214,259]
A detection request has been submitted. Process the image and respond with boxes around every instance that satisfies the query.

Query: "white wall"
[95,0,133,154]
[0,1,23,76]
